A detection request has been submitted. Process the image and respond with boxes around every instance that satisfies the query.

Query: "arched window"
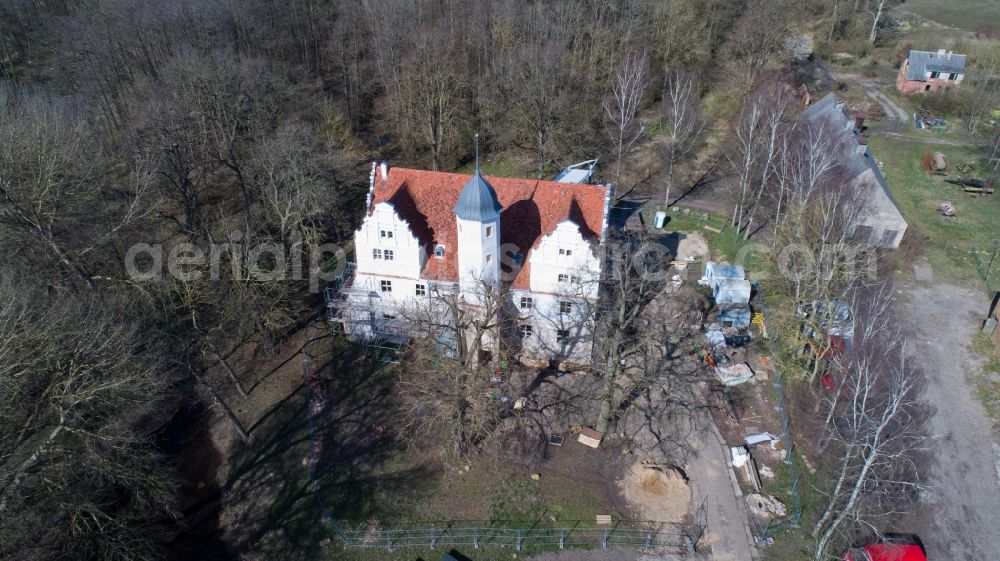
[434,245,446,258]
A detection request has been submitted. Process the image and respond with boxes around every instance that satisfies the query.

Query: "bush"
[863,61,880,78]
[920,90,973,118]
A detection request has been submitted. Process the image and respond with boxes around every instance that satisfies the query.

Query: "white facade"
[456,215,501,297]
[333,168,609,368]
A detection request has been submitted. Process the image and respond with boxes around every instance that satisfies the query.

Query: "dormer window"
[434,245,445,258]
[380,229,394,239]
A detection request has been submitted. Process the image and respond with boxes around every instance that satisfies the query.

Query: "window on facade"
[434,245,445,258]
[415,283,426,296]
[559,248,572,256]
[372,248,383,259]
[559,301,572,314]
[571,275,580,284]
[486,225,493,238]
[558,274,568,283]
[382,314,396,319]
[380,280,392,293]
[925,84,932,91]
[879,229,899,246]
[851,225,873,244]
[557,329,570,343]
[930,71,939,79]
[379,229,393,239]
[384,249,394,261]
[520,296,533,310]
[949,73,958,80]
[519,324,533,338]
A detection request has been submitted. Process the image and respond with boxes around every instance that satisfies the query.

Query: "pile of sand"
[618,460,692,522]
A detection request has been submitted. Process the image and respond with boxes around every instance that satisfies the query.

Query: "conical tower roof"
[453,134,502,221]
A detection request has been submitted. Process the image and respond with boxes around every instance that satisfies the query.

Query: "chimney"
[380,161,389,181]
[854,115,866,130]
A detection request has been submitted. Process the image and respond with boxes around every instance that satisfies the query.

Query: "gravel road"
[897,281,1000,559]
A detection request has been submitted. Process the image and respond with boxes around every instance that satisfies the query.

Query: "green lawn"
[867,133,998,285]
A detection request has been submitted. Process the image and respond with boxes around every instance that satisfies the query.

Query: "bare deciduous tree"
[396,279,511,458]
[660,70,706,207]
[398,30,465,171]
[0,279,175,561]
[811,288,925,560]
[603,51,649,193]
[593,230,672,434]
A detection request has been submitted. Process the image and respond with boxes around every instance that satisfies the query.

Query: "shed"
[714,279,752,309]
[577,427,604,448]
[702,262,745,289]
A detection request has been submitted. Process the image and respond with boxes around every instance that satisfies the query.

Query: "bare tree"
[594,230,673,434]
[728,0,791,87]
[726,88,767,229]
[963,45,1000,134]
[763,170,876,382]
[0,279,175,561]
[396,279,511,458]
[398,30,465,171]
[603,51,649,193]
[740,85,793,237]
[0,92,150,289]
[811,292,924,560]
[660,70,706,207]
[868,0,892,44]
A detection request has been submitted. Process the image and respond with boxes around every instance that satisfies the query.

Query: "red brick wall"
[896,60,962,95]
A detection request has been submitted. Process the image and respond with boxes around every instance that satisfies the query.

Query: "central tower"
[453,134,502,295]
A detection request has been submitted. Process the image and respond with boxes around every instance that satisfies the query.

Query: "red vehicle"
[843,536,927,561]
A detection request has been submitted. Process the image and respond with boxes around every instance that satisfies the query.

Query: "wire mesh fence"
[972,245,1000,292]
[329,520,702,552]
[752,296,804,537]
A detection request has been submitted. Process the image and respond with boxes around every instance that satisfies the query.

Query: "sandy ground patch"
[617,460,692,522]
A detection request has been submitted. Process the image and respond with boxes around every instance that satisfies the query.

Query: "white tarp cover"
[716,363,754,386]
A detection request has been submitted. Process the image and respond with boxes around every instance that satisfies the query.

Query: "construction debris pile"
[698,262,759,386]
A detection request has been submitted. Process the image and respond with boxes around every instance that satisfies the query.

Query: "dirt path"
[897,281,1000,559]
[821,64,908,133]
[860,81,908,132]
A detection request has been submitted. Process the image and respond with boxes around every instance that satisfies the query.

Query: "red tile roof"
[370,167,609,289]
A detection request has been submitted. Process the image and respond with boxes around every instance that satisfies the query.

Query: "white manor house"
[328,159,612,367]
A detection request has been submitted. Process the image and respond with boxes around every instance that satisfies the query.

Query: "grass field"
[902,0,1000,32]
[866,133,998,285]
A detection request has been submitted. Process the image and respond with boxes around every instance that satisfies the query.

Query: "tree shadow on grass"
[219,335,435,559]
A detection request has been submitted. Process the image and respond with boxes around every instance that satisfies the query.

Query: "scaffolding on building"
[323,262,406,362]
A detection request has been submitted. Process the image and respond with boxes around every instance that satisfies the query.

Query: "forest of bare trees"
[0,0,948,559]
